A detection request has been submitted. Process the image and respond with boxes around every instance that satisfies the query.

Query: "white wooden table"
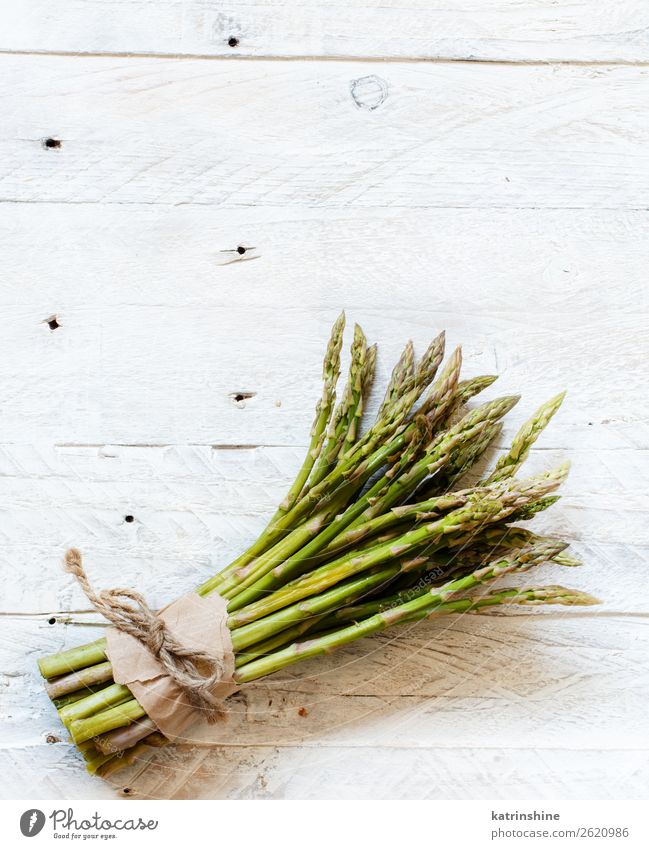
[1,2,648,800]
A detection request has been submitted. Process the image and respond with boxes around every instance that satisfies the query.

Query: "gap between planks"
[6,200,649,212]
[3,48,649,67]
[2,611,647,621]
[4,742,648,754]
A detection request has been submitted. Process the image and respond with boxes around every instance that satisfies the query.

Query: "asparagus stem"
[234,615,328,667]
[39,465,575,747]
[53,684,110,709]
[218,397,444,604]
[85,750,116,775]
[229,465,569,628]
[228,395,518,611]
[318,332,446,488]
[434,421,503,491]
[69,699,147,745]
[39,639,108,680]
[230,565,404,651]
[46,661,114,699]
[234,541,568,682]
[351,395,520,528]
[36,318,588,780]
[95,733,167,778]
[85,576,588,748]
[320,491,471,560]
[94,717,159,755]
[205,313,345,589]
[91,581,599,775]
[224,463,413,610]
[59,683,133,725]
[224,328,429,571]
[214,486,355,600]
[38,463,572,747]
[231,491,468,614]
[320,583,598,631]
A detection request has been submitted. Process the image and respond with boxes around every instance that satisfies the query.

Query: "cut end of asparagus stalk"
[38,638,108,680]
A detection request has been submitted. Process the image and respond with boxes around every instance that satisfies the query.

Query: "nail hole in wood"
[46,315,60,330]
[218,245,256,262]
[230,391,256,404]
[48,617,56,625]
[228,37,239,47]
[43,138,62,149]
[124,515,135,523]
[122,787,132,795]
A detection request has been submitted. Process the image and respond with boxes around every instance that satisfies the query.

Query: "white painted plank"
[0,747,118,801]
[3,57,649,208]
[126,745,649,800]
[1,204,647,446]
[1,45,648,802]
[5,300,644,444]
[4,742,647,800]
[2,1,649,63]
[0,442,646,613]
[2,615,648,798]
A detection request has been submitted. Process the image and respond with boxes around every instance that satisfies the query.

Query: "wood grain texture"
[3,56,649,209]
[0,442,646,614]
[1,199,647,797]
[2,1,649,62]
[0,205,647,445]
[2,614,648,799]
[1,12,648,800]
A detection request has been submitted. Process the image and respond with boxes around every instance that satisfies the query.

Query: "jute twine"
[64,548,226,723]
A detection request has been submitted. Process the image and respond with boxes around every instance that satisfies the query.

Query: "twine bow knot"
[64,548,226,723]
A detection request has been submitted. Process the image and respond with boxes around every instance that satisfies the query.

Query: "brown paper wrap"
[105,592,239,743]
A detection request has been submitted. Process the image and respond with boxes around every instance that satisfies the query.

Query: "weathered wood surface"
[2,614,648,799]
[1,7,648,802]
[0,442,646,614]
[2,1,649,62]
[2,57,649,209]
[1,205,647,444]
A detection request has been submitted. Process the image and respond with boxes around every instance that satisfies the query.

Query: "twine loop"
[64,548,226,723]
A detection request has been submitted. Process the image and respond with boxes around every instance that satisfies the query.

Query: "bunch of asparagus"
[38,315,597,777]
